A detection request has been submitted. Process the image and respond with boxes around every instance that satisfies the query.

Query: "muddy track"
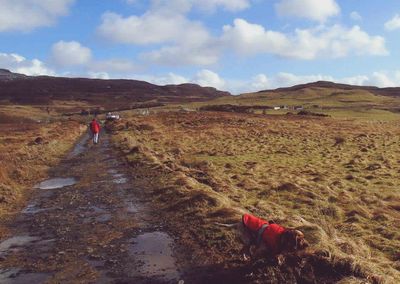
[0,133,183,283]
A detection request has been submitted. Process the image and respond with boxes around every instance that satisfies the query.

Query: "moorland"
[1,71,400,283]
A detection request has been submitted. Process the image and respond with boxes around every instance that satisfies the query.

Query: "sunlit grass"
[111,110,400,282]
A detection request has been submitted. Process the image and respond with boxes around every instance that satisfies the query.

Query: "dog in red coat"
[216,213,309,261]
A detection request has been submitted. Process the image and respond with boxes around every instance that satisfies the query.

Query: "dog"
[216,213,309,262]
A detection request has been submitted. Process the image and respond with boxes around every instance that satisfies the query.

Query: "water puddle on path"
[21,204,47,214]
[125,201,139,213]
[113,177,127,184]
[81,206,113,224]
[0,268,50,284]
[34,177,77,190]
[128,232,180,282]
[68,133,89,158]
[0,236,40,256]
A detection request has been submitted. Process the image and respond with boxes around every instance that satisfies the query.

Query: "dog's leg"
[250,242,269,260]
[236,222,253,261]
[214,222,238,228]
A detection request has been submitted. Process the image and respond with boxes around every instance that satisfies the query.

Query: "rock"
[34,137,44,145]
[366,163,381,171]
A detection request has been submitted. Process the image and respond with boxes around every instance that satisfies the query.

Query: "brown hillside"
[0,70,230,108]
[260,81,400,97]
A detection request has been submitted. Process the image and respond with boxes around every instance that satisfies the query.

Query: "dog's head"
[279,229,309,253]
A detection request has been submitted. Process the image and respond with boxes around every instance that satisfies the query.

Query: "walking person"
[90,118,101,144]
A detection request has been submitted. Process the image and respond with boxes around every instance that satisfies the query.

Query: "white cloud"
[142,45,220,66]
[87,72,110,80]
[275,0,340,22]
[51,41,92,67]
[0,52,55,75]
[131,69,225,89]
[366,72,396,87]
[221,19,290,55]
[125,0,251,12]
[98,8,209,45]
[98,8,216,66]
[0,0,75,32]
[273,72,333,87]
[350,11,362,21]
[192,0,251,12]
[150,73,188,85]
[89,59,137,73]
[385,14,400,31]
[221,19,388,59]
[250,74,270,90]
[193,69,226,89]
[98,1,385,68]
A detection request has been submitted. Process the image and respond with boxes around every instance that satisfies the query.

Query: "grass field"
[109,110,400,283]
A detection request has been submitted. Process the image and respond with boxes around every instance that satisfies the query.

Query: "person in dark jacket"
[89,118,101,144]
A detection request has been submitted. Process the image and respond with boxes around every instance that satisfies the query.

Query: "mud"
[0,133,183,283]
[128,231,181,282]
[0,268,51,284]
[67,132,90,159]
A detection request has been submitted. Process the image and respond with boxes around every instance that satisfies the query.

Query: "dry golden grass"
[110,111,400,283]
[0,105,85,235]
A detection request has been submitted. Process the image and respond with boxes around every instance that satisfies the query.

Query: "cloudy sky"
[1,0,400,93]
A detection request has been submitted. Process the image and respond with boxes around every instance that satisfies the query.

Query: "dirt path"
[0,132,184,283]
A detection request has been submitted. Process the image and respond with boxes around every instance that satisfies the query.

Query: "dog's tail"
[214,222,237,228]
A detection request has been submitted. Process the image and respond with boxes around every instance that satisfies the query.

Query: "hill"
[257,81,400,98]
[190,81,400,120]
[0,70,230,110]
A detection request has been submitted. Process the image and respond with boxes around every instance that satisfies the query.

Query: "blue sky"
[1,0,400,94]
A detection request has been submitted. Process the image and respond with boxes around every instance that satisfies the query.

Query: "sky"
[1,0,400,94]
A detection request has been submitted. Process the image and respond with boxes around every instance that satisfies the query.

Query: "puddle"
[95,214,112,223]
[68,133,89,158]
[0,236,40,255]
[113,177,127,184]
[0,268,50,284]
[35,177,77,190]
[21,203,57,215]
[82,206,112,223]
[21,204,48,214]
[128,232,180,282]
[125,201,139,213]
[87,259,105,268]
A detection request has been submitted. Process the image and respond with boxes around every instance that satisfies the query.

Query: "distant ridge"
[0,70,231,106]
[0,69,27,81]
[258,81,400,97]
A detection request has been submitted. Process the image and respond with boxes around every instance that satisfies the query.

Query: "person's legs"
[93,132,98,144]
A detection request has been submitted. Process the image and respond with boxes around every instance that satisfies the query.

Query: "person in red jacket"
[89,118,101,144]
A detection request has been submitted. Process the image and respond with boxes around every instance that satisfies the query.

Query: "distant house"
[273,105,288,110]
[179,107,196,112]
[294,106,304,110]
[138,109,150,116]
